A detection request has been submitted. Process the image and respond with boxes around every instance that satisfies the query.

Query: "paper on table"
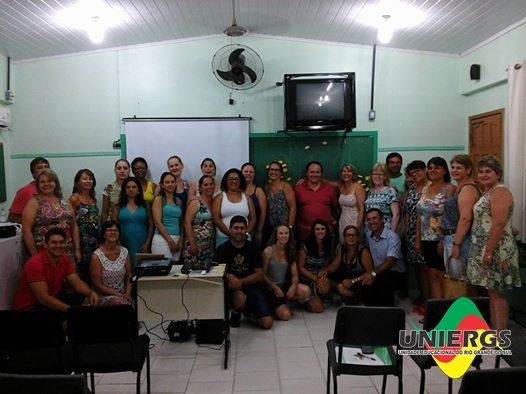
[335,346,393,366]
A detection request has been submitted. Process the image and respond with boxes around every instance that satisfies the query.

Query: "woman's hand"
[187,243,198,255]
[75,249,82,263]
[414,239,422,253]
[167,238,178,252]
[273,284,284,298]
[451,244,460,259]
[139,242,150,253]
[286,284,297,300]
[316,271,330,295]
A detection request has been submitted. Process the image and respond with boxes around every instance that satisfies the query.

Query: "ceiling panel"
[0,0,525,61]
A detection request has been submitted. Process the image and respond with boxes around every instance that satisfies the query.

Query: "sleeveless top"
[143,181,155,202]
[74,200,99,258]
[248,186,261,218]
[334,245,367,277]
[33,196,74,254]
[175,179,189,207]
[266,246,289,285]
[301,243,329,274]
[442,184,479,230]
[157,200,182,235]
[220,192,249,230]
[416,184,449,241]
[94,247,128,293]
[103,181,121,207]
[266,188,289,227]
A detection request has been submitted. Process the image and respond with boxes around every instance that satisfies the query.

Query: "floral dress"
[33,196,75,259]
[266,188,289,227]
[467,185,521,290]
[416,185,449,241]
[365,187,398,229]
[75,201,99,280]
[404,185,426,264]
[94,247,131,305]
[339,191,358,242]
[183,199,215,264]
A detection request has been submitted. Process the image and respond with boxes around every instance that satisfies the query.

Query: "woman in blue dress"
[112,177,153,271]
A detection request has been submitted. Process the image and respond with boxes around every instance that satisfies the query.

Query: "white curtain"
[505,61,526,243]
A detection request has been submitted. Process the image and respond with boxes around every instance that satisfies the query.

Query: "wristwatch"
[370,271,377,278]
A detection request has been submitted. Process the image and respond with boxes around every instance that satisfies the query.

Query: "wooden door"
[469,109,504,165]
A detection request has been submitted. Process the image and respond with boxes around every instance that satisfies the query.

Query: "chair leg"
[381,375,387,394]
[146,350,151,394]
[136,368,141,394]
[495,355,501,368]
[90,372,96,394]
[326,358,331,394]
[418,369,426,394]
[398,375,403,394]
[448,377,452,394]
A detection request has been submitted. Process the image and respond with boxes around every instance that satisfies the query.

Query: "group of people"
[8,152,521,335]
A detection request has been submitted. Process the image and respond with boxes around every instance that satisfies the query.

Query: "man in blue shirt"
[363,208,405,306]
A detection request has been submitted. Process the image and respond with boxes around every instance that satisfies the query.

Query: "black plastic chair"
[326,305,406,394]
[0,309,72,374]
[458,367,526,394]
[67,305,150,394]
[495,318,526,368]
[409,297,490,394]
[0,372,89,394]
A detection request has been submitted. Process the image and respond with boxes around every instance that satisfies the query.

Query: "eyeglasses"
[106,228,119,232]
[372,173,385,176]
[227,177,240,182]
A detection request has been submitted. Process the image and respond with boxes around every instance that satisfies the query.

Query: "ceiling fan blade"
[216,69,235,82]
[243,65,258,83]
[229,48,245,65]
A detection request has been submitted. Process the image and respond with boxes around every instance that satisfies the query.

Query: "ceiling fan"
[223,0,247,37]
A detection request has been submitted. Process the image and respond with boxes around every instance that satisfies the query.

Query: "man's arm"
[240,267,264,286]
[66,273,99,304]
[28,281,71,312]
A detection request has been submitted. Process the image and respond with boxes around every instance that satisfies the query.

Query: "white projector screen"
[123,118,250,185]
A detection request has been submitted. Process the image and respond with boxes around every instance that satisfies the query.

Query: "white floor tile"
[234,371,280,392]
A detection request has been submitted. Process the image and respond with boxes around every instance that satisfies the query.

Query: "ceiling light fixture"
[56,0,125,44]
[358,0,425,44]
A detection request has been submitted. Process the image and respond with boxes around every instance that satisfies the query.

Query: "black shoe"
[229,311,241,328]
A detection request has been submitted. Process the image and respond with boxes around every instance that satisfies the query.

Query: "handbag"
[443,256,467,298]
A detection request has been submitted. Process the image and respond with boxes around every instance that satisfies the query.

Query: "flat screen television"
[283,72,356,131]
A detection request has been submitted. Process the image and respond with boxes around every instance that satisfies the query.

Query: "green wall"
[2,30,514,206]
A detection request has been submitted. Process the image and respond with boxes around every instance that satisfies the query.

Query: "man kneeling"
[13,227,98,311]
[215,216,273,329]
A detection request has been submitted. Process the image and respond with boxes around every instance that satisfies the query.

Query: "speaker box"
[195,319,225,345]
[470,64,481,80]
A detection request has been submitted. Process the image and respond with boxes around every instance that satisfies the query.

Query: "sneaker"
[229,311,241,328]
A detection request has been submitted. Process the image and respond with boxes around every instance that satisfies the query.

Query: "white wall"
[2,34,469,207]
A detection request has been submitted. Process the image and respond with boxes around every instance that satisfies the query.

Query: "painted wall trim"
[11,151,119,159]
[379,146,464,152]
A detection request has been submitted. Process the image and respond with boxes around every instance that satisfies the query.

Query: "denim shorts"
[442,233,470,279]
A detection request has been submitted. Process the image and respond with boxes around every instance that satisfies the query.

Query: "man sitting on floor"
[12,227,98,311]
[215,215,273,329]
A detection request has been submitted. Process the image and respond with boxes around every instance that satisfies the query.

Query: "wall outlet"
[368,109,376,121]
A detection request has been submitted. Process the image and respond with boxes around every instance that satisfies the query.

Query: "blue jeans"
[442,234,470,279]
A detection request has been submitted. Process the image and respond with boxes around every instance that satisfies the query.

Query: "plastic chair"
[0,309,72,374]
[409,297,490,394]
[326,305,406,394]
[66,304,151,394]
[458,366,526,394]
[0,372,89,394]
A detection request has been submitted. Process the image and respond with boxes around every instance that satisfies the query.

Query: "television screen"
[284,73,356,131]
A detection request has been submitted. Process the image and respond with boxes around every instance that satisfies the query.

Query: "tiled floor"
[92,297,506,393]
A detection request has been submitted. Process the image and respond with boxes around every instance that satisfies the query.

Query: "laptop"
[136,253,173,276]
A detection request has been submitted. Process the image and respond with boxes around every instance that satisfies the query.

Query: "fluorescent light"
[56,0,126,44]
[357,0,425,30]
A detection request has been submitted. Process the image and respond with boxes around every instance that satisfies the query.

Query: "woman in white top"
[338,163,366,241]
[90,220,132,305]
[212,168,256,247]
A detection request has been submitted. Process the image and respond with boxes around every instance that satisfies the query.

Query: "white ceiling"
[1,0,526,61]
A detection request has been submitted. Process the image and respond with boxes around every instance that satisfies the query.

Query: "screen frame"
[283,72,356,132]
